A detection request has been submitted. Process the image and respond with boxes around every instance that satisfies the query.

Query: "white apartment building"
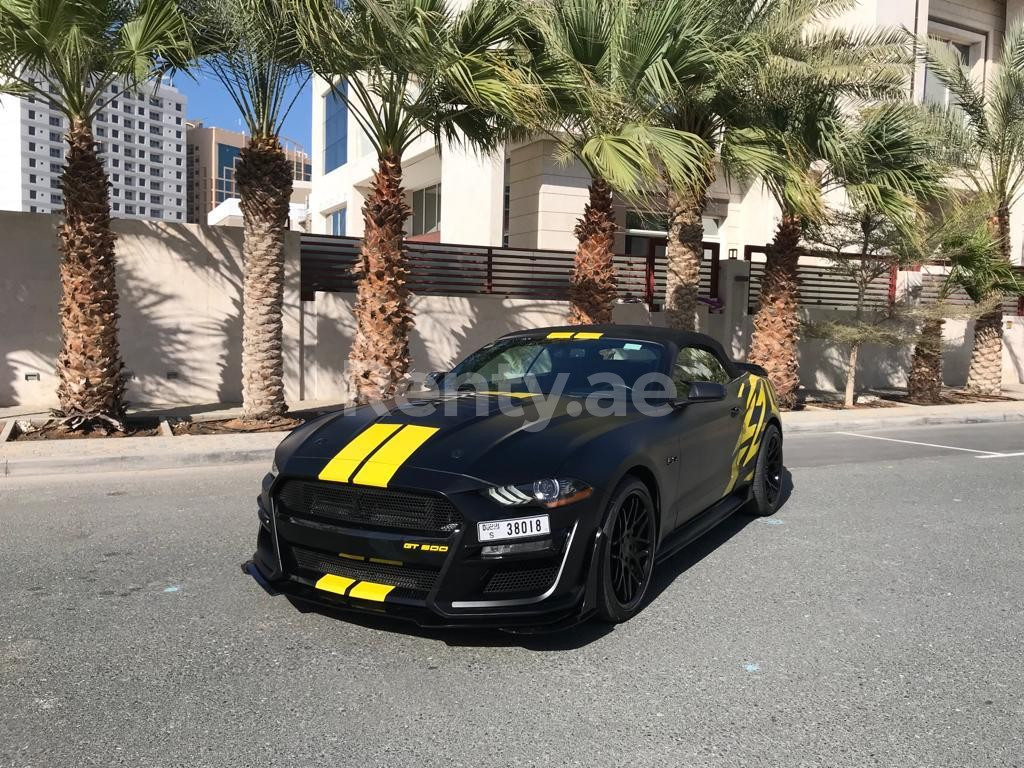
[0,79,188,222]
[307,0,1024,267]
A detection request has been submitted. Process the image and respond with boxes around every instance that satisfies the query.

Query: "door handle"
[730,406,742,417]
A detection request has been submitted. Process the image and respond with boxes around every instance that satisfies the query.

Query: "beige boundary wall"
[1,211,1021,409]
[0,211,303,409]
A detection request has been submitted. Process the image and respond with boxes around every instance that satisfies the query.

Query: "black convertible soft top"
[500,324,741,380]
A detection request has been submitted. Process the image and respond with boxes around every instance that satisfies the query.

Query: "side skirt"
[654,490,749,565]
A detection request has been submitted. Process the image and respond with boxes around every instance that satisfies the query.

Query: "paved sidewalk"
[0,432,283,478]
[782,398,1024,433]
[3,396,1024,478]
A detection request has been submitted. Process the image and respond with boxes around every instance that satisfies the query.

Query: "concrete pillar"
[439,144,504,246]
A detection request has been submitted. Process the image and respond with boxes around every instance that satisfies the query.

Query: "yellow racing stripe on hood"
[318,423,402,483]
[352,425,440,488]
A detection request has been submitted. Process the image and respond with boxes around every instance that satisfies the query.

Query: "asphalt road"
[1,422,1022,768]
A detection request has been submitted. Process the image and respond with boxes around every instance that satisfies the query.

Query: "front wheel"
[595,478,656,623]
[750,424,783,516]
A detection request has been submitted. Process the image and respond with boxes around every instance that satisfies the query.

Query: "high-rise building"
[185,122,312,227]
[0,79,188,221]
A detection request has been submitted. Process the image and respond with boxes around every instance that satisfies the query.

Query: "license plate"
[477,514,551,542]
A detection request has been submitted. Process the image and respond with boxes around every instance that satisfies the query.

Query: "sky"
[171,73,313,151]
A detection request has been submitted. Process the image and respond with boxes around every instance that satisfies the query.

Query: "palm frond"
[0,0,191,121]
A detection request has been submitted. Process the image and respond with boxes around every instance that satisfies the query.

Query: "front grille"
[484,564,559,594]
[277,480,461,534]
[292,547,439,593]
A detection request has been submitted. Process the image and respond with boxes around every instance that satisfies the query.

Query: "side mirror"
[686,381,727,403]
[420,371,447,390]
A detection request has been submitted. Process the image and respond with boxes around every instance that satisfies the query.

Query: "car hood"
[277,392,645,491]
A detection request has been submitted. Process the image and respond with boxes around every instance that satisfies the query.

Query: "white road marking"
[832,432,1005,456]
[975,451,1024,459]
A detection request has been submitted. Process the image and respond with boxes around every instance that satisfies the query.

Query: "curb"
[1,446,275,479]
[782,408,1024,434]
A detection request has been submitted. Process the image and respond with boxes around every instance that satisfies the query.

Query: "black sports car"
[245,325,783,629]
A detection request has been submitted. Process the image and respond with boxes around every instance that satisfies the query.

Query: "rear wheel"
[750,424,783,516]
[595,478,656,623]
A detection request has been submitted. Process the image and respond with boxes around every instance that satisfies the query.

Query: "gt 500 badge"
[403,542,449,553]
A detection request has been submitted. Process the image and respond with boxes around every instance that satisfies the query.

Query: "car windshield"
[443,337,667,396]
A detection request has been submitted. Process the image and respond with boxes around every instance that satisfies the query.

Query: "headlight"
[486,478,592,508]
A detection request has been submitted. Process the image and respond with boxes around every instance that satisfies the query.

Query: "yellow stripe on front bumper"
[352,425,440,487]
[348,581,395,602]
[318,423,402,483]
[573,332,603,339]
[314,574,356,595]
[546,331,574,338]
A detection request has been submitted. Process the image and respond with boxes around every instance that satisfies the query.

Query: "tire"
[750,423,784,516]
[595,478,657,623]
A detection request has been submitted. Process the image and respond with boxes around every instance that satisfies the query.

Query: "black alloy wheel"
[751,423,784,516]
[596,478,656,623]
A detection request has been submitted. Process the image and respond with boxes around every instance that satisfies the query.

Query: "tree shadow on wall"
[406,293,480,376]
[114,221,245,407]
[0,214,60,410]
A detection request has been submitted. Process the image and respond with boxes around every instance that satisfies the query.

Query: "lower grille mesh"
[292,547,439,593]
[484,564,559,594]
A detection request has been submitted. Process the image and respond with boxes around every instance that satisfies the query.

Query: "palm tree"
[748,100,944,407]
[185,0,308,422]
[521,0,717,324]
[298,0,535,403]
[920,19,1024,394]
[909,203,1024,401]
[0,0,189,429]
[658,0,910,340]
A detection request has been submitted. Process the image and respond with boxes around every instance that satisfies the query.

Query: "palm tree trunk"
[966,206,1010,395]
[663,186,704,331]
[965,308,1004,395]
[844,341,859,408]
[908,318,944,403]
[55,119,125,429]
[236,136,293,421]
[749,215,802,408]
[349,152,413,402]
[569,178,617,324]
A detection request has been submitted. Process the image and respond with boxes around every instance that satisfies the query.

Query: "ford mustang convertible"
[245,326,783,629]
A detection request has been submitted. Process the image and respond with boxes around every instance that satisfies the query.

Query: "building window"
[923,22,986,109]
[410,184,441,236]
[323,82,348,173]
[329,208,346,236]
